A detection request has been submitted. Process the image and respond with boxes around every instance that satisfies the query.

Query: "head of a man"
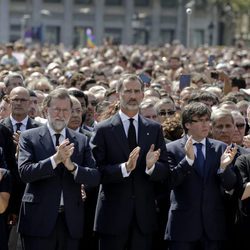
[232,111,246,146]
[139,101,159,122]
[4,73,24,94]
[182,102,211,141]
[43,88,72,133]
[116,74,144,117]
[28,90,38,119]
[68,95,83,130]
[210,109,235,145]
[9,86,30,121]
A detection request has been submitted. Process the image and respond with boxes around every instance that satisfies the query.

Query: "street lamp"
[185,0,195,48]
[20,14,30,41]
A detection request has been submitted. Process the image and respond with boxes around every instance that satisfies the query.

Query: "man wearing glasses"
[0,86,42,249]
[155,98,176,124]
[165,102,237,250]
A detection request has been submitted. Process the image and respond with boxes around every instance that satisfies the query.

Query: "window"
[193,29,204,47]
[161,0,177,8]
[45,26,61,44]
[133,29,149,44]
[75,0,93,4]
[161,29,175,44]
[104,28,122,44]
[134,0,150,7]
[105,0,123,6]
[43,0,61,3]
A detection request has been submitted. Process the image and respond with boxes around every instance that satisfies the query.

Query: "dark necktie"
[54,133,61,147]
[128,118,137,152]
[195,143,205,177]
[15,123,22,132]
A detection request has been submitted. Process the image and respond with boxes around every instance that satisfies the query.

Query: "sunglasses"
[158,110,176,116]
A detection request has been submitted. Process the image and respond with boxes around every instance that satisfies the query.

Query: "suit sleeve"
[166,144,195,188]
[18,132,57,183]
[74,136,100,187]
[90,127,125,184]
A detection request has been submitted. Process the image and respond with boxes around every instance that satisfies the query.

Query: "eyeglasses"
[236,123,246,129]
[11,98,29,103]
[191,118,210,123]
[49,107,71,115]
[158,110,176,116]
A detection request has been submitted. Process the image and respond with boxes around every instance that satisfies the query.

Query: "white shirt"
[118,110,155,177]
[10,115,29,132]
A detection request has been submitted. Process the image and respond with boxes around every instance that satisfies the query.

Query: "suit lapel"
[4,117,14,133]
[39,126,56,155]
[111,113,130,157]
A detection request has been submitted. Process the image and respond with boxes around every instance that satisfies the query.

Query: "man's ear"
[185,122,190,130]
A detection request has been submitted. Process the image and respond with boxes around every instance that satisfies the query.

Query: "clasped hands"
[126,144,161,173]
[53,139,75,171]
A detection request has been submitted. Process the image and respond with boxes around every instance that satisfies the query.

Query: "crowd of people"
[0,39,250,250]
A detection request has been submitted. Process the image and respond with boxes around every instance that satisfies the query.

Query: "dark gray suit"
[165,136,237,249]
[18,126,100,242]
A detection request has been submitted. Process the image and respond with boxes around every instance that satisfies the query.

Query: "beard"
[49,119,68,132]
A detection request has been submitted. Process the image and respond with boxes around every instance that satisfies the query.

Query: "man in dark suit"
[1,86,42,246]
[165,102,237,250]
[68,94,98,250]
[91,74,169,250]
[18,88,100,250]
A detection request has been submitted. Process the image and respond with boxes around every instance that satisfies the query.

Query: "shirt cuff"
[50,156,57,169]
[121,163,130,177]
[145,164,155,175]
[186,156,194,166]
[217,167,225,174]
[71,163,79,178]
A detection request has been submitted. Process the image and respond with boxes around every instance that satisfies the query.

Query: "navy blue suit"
[91,113,169,249]
[165,136,236,245]
[17,126,100,242]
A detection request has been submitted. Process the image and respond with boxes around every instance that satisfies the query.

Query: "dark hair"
[181,102,211,133]
[68,89,88,107]
[116,74,144,93]
[188,90,219,106]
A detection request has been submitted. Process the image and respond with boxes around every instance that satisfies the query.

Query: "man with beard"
[17,88,100,250]
[91,74,169,250]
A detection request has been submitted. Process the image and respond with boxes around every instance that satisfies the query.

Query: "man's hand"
[185,136,194,160]
[53,139,74,165]
[126,146,140,173]
[146,144,161,170]
[220,144,238,169]
[13,132,20,146]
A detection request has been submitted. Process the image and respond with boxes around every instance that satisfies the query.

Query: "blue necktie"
[195,143,205,177]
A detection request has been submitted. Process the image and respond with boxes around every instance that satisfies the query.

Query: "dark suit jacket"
[1,116,42,133]
[17,126,100,238]
[91,113,169,235]
[165,136,237,242]
[1,116,43,214]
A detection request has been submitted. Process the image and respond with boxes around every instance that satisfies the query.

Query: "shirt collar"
[46,122,66,138]
[119,110,139,123]
[187,135,206,146]
[10,115,29,126]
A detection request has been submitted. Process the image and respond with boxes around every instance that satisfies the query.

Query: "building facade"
[0,0,219,48]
